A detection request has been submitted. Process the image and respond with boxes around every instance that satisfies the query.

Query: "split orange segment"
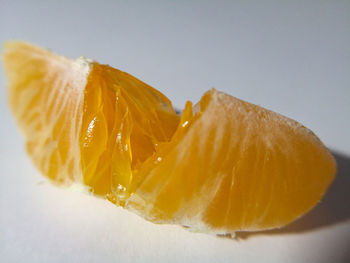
[3,41,336,234]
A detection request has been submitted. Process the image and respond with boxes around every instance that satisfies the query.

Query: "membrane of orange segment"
[3,41,336,234]
[4,42,90,184]
[126,89,336,233]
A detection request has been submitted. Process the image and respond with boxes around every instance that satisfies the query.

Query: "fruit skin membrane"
[4,42,90,184]
[3,41,336,235]
[126,89,336,232]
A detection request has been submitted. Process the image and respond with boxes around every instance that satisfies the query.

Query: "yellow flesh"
[3,41,336,234]
[80,63,180,204]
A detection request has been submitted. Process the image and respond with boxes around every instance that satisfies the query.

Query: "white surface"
[1,1,349,262]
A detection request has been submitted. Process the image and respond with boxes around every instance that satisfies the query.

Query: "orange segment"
[4,41,90,183]
[3,41,336,235]
[126,89,336,232]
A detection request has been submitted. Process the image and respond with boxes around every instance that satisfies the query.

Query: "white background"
[1,1,349,262]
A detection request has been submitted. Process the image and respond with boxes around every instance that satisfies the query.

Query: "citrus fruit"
[3,41,336,234]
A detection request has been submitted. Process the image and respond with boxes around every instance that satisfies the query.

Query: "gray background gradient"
[1,1,349,262]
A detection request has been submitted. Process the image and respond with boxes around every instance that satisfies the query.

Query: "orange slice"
[3,41,336,234]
